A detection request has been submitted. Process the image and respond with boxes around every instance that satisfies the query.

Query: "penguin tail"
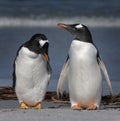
[98,57,113,96]
[57,59,69,98]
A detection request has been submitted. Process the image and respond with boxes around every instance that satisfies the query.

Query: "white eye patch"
[39,40,48,47]
[75,24,83,29]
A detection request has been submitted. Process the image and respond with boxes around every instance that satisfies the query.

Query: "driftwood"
[0,86,120,109]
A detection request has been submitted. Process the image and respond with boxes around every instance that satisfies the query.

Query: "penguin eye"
[75,27,78,31]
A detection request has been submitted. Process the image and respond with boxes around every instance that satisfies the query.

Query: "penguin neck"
[24,41,41,54]
[74,33,93,44]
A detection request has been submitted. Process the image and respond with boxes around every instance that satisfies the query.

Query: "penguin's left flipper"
[97,57,113,95]
[57,56,70,98]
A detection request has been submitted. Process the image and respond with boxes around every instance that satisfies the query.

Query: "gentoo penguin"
[57,23,113,110]
[13,33,52,109]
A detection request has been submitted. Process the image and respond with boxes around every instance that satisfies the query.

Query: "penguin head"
[57,23,93,43]
[24,33,49,55]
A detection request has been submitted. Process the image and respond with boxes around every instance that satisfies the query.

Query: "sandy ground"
[0,100,119,121]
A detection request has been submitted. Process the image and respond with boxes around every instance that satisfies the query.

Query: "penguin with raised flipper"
[57,23,113,110]
[13,33,52,109]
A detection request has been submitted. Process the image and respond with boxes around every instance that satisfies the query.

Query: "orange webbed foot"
[87,102,97,110]
[34,103,42,109]
[71,102,83,110]
[72,105,82,110]
[20,102,29,109]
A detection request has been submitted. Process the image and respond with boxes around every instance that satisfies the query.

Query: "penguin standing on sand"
[13,33,52,109]
[57,23,113,110]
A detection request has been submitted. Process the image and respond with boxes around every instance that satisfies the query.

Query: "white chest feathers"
[69,40,97,61]
[15,47,50,106]
[68,40,102,107]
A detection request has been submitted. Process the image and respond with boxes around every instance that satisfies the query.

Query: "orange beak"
[43,53,49,61]
[57,23,68,29]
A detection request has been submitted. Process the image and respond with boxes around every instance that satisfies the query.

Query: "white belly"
[68,40,102,106]
[15,47,50,106]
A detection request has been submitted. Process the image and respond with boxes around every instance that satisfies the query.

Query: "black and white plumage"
[57,23,113,110]
[13,33,52,109]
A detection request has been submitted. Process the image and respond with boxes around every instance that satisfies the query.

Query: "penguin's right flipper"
[97,57,113,96]
[47,61,52,74]
[57,56,69,98]
[12,62,16,90]
[12,70,16,90]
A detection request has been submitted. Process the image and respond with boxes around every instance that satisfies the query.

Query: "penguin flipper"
[98,57,113,95]
[12,70,16,90]
[57,57,69,98]
[47,62,52,74]
[12,62,16,90]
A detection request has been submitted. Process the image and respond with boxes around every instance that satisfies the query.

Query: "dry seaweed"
[0,86,120,109]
